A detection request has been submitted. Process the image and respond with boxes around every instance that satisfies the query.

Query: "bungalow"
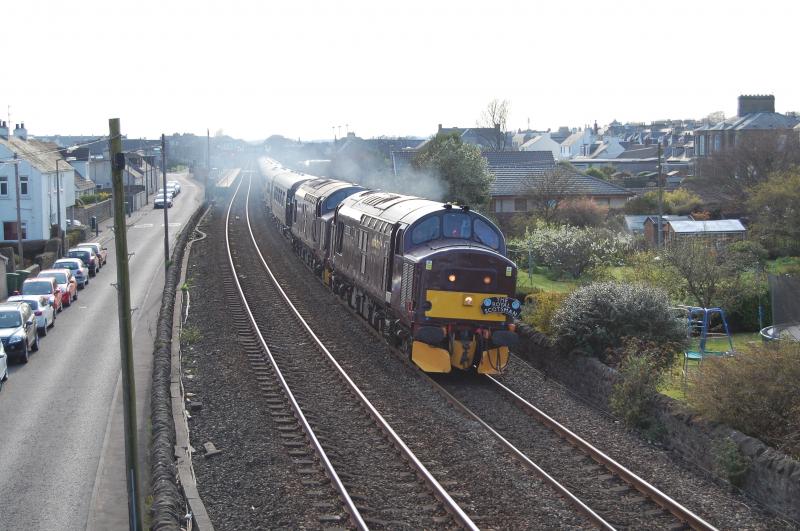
[0,122,76,243]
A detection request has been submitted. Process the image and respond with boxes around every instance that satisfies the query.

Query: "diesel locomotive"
[258,157,520,374]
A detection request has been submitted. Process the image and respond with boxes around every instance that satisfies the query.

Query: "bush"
[712,438,751,488]
[520,291,570,336]
[551,281,685,360]
[606,336,682,373]
[555,197,608,227]
[513,225,633,279]
[610,352,663,432]
[687,342,800,459]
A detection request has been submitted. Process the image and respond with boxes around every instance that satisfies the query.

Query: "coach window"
[411,216,440,245]
[474,218,500,249]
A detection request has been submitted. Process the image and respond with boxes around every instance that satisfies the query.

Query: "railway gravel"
[495,357,795,530]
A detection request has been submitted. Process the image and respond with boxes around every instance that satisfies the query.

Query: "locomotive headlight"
[463,296,473,306]
[483,275,492,285]
[448,274,457,282]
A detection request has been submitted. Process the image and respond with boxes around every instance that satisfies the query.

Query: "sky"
[4,0,799,142]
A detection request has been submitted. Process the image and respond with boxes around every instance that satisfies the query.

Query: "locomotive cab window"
[443,213,471,239]
[411,216,440,245]
[474,218,500,249]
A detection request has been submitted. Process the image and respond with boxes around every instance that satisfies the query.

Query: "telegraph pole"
[205,128,210,201]
[656,142,663,250]
[109,118,142,531]
[13,153,23,267]
[162,134,169,271]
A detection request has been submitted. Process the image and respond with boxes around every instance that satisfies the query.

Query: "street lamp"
[56,156,76,257]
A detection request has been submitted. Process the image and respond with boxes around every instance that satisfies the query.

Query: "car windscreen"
[23,299,39,310]
[68,251,89,264]
[22,282,52,295]
[54,262,77,270]
[0,311,21,328]
[41,272,68,284]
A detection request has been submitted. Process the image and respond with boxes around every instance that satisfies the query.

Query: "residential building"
[0,123,76,242]
[559,128,595,159]
[694,95,800,160]
[519,132,561,160]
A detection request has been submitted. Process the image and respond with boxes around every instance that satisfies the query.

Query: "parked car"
[21,277,63,313]
[157,188,176,199]
[154,193,173,209]
[167,180,181,195]
[38,269,78,307]
[7,295,55,336]
[0,342,7,391]
[67,247,98,276]
[53,258,89,288]
[0,301,39,363]
[78,242,108,266]
[66,219,83,227]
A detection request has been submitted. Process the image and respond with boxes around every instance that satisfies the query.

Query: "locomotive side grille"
[400,261,414,307]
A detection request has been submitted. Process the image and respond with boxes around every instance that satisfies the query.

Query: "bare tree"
[477,98,510,151]
[523,162,578,223]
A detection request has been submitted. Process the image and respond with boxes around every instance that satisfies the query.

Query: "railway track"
[432,373,717,530]
[225,168,721,529]
[224,175,475,529]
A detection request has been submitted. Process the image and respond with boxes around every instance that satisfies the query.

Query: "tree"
[622,189,703,215]
[476,98,510,151]
[524,162,579,223]
[585,166,615,181]
[695,131,800,213]
[747,169,800,255]
[413,133,494,210]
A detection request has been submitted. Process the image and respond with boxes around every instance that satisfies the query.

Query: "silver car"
[0,342,7,392]
[53,258,90,288]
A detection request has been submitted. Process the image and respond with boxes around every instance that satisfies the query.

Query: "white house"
[519,132,561,160]
[559,129,595,159]
[0,123,76,242]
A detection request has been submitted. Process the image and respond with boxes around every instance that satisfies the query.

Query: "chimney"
[13,122,27,141]
[0,121,7,139]
[738,94,775,116]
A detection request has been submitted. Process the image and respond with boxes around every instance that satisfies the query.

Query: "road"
[0,173,203,531]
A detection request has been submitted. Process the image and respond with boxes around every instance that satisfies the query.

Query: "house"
[0,122,76,243]
[436,123,509,150]
[559,129,595,159]
[665,219,746,247]
[519,132,561,160]
[642,215,694,246]
[488,154,633,217]
[694,95,800,160]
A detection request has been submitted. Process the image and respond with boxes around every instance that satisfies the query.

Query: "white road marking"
[133,224,154,229]
[162,223,182,227]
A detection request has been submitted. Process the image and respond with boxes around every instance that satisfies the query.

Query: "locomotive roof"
[269,166,315,191]
[339,190,469,226]
[297,178,362,198]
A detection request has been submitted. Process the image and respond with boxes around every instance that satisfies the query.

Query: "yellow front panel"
[424,290,507,321]
[478,347,510,374]
[411,341,452,373]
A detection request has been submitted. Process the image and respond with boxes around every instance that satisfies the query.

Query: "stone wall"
[514,324,800,522]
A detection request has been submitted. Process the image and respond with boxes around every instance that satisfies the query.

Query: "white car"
[167,181,181,195]
[0,342,7,392]
[7,295,56,336]
[154,193,173,209]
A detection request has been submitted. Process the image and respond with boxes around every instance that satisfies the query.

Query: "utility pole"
[109,118,142,531]
[56,159,64,256]
[162,134,169,271]
[205,129,210,201]
[13,153,23,267]
[656,142,663,250]
[144,142,149,205]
